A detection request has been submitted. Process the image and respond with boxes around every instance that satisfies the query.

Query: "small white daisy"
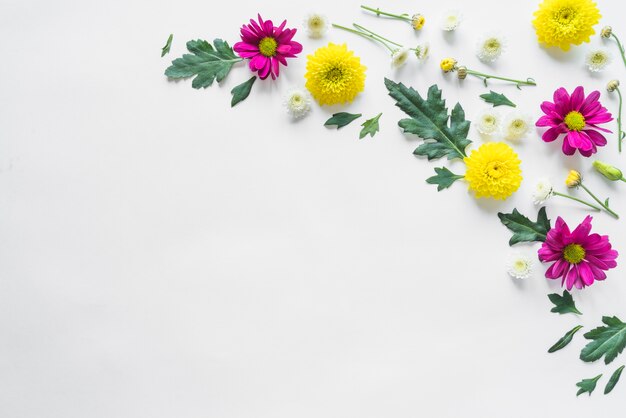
[475,33,507,63]
[303,13,329,39]
[507,252,533,279]
[283,87,312,119]
[414,42,430,61]
[502,112,531,141]
[475,109,500,136]
[441,10,462,31]
[532,178,554,205]
[585,49,612,72]
[391,47,411,68]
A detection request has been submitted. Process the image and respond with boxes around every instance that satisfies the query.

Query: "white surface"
[1,0,626,416]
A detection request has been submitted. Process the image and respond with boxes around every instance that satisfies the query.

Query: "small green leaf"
[426,167,464,191]
[580,316,626,365]
[576,374,602,396]
[605,197,610,207]
[165,39,242,89]
[548,325,583,353]
[479,90,516,107]
[604,365,625,394]
[230,76,256,107]
[359,113,382,139]
[497,207,551,246]
[161,33,174,57]
[548,290,582,315]
[324,112,362,129]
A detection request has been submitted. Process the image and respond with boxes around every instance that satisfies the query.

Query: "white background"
[2,0,626,416]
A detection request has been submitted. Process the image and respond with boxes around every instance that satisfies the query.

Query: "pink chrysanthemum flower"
[536,86,613,157]
[538,216,618,290]
[233,14,302,80]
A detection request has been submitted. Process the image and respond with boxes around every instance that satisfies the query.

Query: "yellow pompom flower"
[440,57,457,72]
[304,43,367,105]
[464,142,523,200]
[532,0,601,51]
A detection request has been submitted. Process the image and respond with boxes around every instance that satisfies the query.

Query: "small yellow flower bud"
[593,160,624,181]
[601,26,613,38]
[411,14,425,30]
[457,66,468,79]
[607,79,620,93]
[440,57,457,73]
[565,170,582,188]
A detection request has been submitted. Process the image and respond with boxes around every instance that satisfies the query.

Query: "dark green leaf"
[479,90,516,107]
[359,113,382,139]
[604,365,625,394]
[165,39,242,89]
[497,207,551,246]
[580,316,626,365]
[548,325,583,353]
[576,374,602,396]
[230,76,256,107]
[324,112,362,129]
[548,290,582,315]
[161,33,173,57]
[384,79,471,160]
[426,167,464,191]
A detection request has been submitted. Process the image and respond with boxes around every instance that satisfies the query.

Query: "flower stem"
[332,23,396,52]
[617,87,625,153]
[611,33,626,69]
[464,69,536,89]
[553,191,602,211]
[352,24,403,48]
[580,184,619,219]
[360,5,411,22]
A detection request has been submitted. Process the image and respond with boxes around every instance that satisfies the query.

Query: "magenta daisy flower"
[536,86,613,157]
[233,14,302,80]
[538,216,618,290]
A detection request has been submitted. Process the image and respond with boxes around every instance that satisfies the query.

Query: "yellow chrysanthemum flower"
[304,43,366,105]
[532,0,601,51]
[440,57,457,72]
[464,142,522,200]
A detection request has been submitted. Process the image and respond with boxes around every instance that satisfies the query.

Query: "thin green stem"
[617,87,624,153]
[580,184,619,219]
[620,177,626,183]
[611,33,626,69]
[332,23,396,52]
[352,24,403,48]
[465,69,536,88]
[553,191,602,211]
[360,5,411,22]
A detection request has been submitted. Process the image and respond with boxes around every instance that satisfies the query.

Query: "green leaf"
[384,79,471,160]
[230,76,256,107]
[165,39,242,89]
[580,316,626,365]
[426,167,464,191]
[324,112,362,129]
[359,113,382,139]
[161,33,173,57]
[497,207,551,246]
[548,325,583,353]
[548,290,582,315]
[576,374,603,396]
[479,90,516,107]
[604,365,625,394]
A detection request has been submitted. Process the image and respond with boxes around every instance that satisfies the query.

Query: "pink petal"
[570,86,585,110]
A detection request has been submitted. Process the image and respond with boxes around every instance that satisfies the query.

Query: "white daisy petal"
[441,10,462,31]
[502,111,531,141]
[284,88,312,119]
[532,178,554,205]
[585,48,612,72]
[507,252,533,279]
[475,108,500,136]
[391,47,411,68]
[304,13,329,39]
[476,33,507,63]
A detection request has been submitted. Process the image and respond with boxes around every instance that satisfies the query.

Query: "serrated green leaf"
[165,39,242,89]
[479,90,516,107]
[359,113,382,139]
[324,112,362,129]
[576,374,603,396]
[426,167,464,191]
[548,290,582,315]
[384,79,471,160]
[580,316,626,365]
[497,207,551,246]
[161,33,173,57]
[604,365,625,394]
[548,325,583,353]
[230,76,256,107]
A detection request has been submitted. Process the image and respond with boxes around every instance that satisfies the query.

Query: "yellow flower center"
[309,16,322,29]
[563,243,586,264]
[486,161,506,178]
[259,37,278,57]
[485,38,501,52]
[323,66,345,84]
[590,52,607,65]
[555,7,577,24]
[564,111,585,131]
